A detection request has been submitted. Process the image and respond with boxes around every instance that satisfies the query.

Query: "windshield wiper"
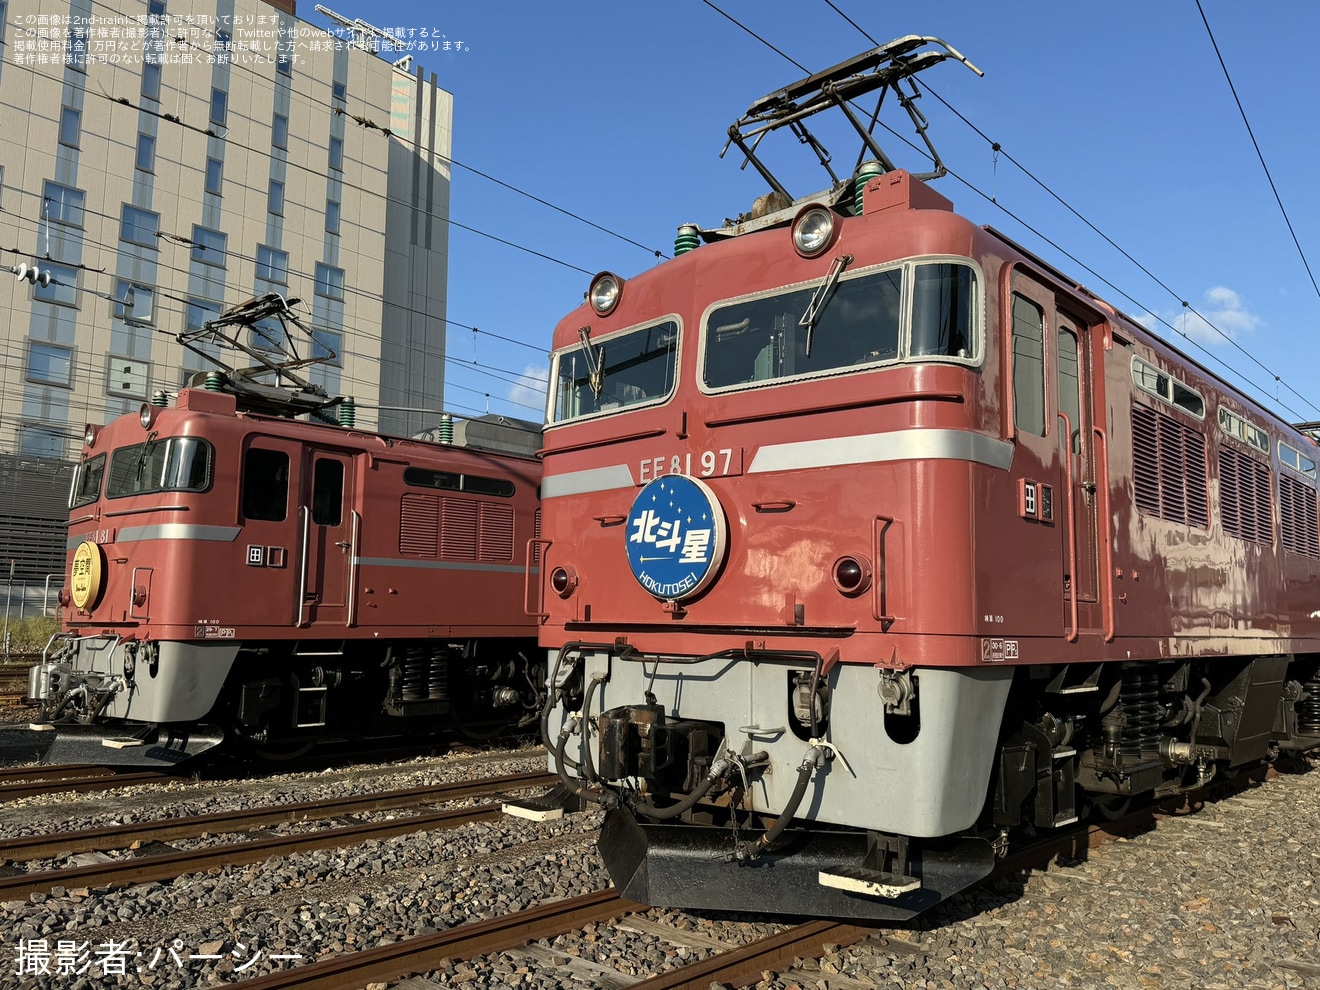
[577,326,606,398]
[133,431,159,482]
[800,254,853,357]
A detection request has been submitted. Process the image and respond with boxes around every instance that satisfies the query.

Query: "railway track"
[0,763,174,802]
[0,769,556,900]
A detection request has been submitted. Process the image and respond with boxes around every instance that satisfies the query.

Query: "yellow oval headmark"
[70,540,104,610]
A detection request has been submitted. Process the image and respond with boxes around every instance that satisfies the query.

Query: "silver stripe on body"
[356,557,534,575]
[748,429,1013,474]
[541,464,635,499]
[71,524,243,548]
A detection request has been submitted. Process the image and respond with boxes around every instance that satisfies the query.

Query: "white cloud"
[508,363,549,417]
[1169,285,1260,345]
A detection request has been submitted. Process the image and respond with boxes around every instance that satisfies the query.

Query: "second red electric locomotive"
[32,383,544,766]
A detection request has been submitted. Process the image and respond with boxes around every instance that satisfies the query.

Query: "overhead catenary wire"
[4,2,669,265]
[1193,0,1320,305]
[701,0,1317,421]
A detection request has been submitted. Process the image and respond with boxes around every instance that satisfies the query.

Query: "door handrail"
[1058,411,1078,643]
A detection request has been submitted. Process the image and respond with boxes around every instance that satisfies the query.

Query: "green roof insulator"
[438,412,453,444]
[339,397,356,428]
[674,224,701,255]
[854,160,886,216]
[203,372,223,392]
[151,390,169,407]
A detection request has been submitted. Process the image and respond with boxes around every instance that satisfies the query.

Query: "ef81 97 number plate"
[637,448,742,484]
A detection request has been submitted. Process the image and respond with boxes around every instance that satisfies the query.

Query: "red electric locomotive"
[31,306,545,767]
[530,39,1320,919]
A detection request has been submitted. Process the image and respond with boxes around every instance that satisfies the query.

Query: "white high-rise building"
[0,0,453,580]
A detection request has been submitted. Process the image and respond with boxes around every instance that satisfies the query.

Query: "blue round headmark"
[625,475,728,600]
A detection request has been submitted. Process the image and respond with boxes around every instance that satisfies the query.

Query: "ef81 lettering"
[638,448,740,484]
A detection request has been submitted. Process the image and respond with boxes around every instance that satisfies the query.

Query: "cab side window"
[1011,295,1046,436]
[243,448,289,521]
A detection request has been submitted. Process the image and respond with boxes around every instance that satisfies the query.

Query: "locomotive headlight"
[832,554,872,596]
[550,564,578,597]
[792,205,836,258]
[588,271,623,316]
[139,403,156,430]
[83,424,99,448]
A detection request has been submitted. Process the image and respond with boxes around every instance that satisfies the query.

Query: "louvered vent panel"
[1248,459,1273,545]
[1219,449,1242,538]
[1131,404,1161,516]
[399,494,440,557]
[1132,403,1208,529]
[1220,446,1272,545]
[441,498,479,559]
[1159,422,1187,525]
[1183,431,1208,529]
[533,508,542,563]
[1280,476,1320,558]
[478,503,515,561]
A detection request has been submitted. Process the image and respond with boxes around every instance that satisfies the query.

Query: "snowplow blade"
[599,807,995,921]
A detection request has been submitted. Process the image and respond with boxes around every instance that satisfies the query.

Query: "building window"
[19,424,66,459]
[33,263,79,307]
[43,182,85,227]
[209,88,227,127]
[205,157,223,195]
[268,179,284,215]
[148,0,166,16]
[135,133,156,172]
[107,357,151,399]
[142,61,161,100]
[58,106,81,147]
[250,318,285,353]
[312,328,342,365]
[276,48,292,76]
[121,205,159,247]
[326,199,341,234]
[186,298,222,332]
[114,281,154,324]
[66,26,87,70]
[256,245,289,284]
[214,28,231,63]
[315,263,345,300]
[26,342,74,387]
[0,1,8,48]
[328,136,343,171]
[331,80,346,105]
[191,225,227,267]
[272,113,288,150]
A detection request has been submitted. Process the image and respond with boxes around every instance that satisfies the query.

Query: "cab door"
[1055,314,1101,624]
[300,450,358,627]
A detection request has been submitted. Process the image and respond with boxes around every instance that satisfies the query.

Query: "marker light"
[588,272,623,316]
[832,555,872,596]
[792,206,837,258]
[550,565,578,597]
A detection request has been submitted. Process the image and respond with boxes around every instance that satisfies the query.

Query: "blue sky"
[313,0,1320,429]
